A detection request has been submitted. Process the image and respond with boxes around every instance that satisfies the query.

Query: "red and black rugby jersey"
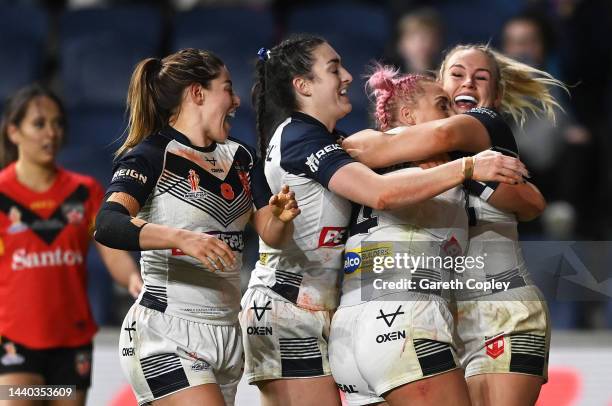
[0,163,103,349]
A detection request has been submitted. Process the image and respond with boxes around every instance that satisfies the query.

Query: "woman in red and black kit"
[0,84,142,406]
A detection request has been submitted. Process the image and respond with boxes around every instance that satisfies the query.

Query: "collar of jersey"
[159,125,217,153]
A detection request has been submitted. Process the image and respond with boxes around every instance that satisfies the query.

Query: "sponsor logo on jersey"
[207,231,244,252]
[305,143,343,173]
[344,252,361,274]
[336,383,358,394]
[112,168,147,184]
[247,326,273,336]
[485,333,505,359]
[343,243,393,275]
[11,248,84,271]
[62,203,84,225]
[259,253,269,265]
[184,169,206,200]
[318,226,346,247]
[376,305,404,328]
[124,321,136,342]
[30,199,56,210]
[251,300,272,321]
[1,342,25,366]
[376,330,406,343]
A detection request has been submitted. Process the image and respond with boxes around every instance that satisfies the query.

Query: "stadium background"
[1,0,611,404]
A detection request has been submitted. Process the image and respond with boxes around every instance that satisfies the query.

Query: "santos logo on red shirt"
[11,248,84,271]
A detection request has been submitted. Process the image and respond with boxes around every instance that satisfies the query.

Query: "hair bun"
[366,64,399,92]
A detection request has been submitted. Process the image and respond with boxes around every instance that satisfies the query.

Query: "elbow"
[372,189,420,211]
[518,196,547,222]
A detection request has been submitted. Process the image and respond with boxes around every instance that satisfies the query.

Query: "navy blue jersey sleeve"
[280,125,355,188]
[106,138,165,207]
[249,151,272,210]
[463,108,520,199]
[464,107,518,155]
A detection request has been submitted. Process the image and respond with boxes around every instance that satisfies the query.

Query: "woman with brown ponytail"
[93,48,300,406]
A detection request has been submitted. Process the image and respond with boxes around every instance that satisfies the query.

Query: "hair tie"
[257,47,271,62]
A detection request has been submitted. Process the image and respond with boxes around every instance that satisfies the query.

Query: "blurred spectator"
[385,7,443,75]
[501,12,591,241]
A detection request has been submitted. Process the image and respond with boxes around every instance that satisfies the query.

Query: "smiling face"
[305,42,353,125]
[200,66,240,142]
[440,48,501,113]
[8,96,64,167]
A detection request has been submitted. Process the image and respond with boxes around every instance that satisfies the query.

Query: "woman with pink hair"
[329,65,472,406]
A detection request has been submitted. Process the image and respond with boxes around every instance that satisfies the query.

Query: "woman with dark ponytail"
[239,34,527,405]
[94,48,300,406]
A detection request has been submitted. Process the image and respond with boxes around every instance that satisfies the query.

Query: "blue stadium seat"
[59,6,163,109]
[287,4,390,44]
[0,5,47,104]
[58,108,126,187]
[436,0,525,48]
[172,7,275,104]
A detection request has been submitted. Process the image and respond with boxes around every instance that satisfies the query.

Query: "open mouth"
[224,110,236,124]
[339,88,348,97]
[454,95,478,110]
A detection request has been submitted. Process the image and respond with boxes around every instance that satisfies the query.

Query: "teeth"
[340,89,347,95]
[455,95,477,104]
[227,111,236,118]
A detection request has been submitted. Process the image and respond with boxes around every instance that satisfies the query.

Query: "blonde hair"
[117,49,225,157]
[438,44,567,126]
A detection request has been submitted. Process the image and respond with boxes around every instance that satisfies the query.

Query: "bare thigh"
[257,376,341,406]
[0,373,44,406]
[383,369,471,406]
[466,373,544,406]
[152,383,226,406]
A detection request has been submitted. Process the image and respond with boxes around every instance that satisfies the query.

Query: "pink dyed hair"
[366,64,432,130]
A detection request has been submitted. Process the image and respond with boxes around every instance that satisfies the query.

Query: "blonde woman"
[343,44,566,406]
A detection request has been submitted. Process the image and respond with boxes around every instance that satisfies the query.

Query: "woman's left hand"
[269,185,300,223]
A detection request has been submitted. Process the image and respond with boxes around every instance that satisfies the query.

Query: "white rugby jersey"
[461,108,533,297]
[340,128,469,307]
[106,126,270,324]
[248,112,355,311]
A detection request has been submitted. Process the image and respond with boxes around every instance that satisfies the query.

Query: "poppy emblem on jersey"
[75,352,91,377]
[184,169,206,200]
[485,334,505,359]
[221,183,235,200]
[1,342,25,366]
[62,203,84,225]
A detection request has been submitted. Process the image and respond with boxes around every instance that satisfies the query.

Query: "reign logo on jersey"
[305,144,343,173]
[112,168,147,184]
[11,248,84,271]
